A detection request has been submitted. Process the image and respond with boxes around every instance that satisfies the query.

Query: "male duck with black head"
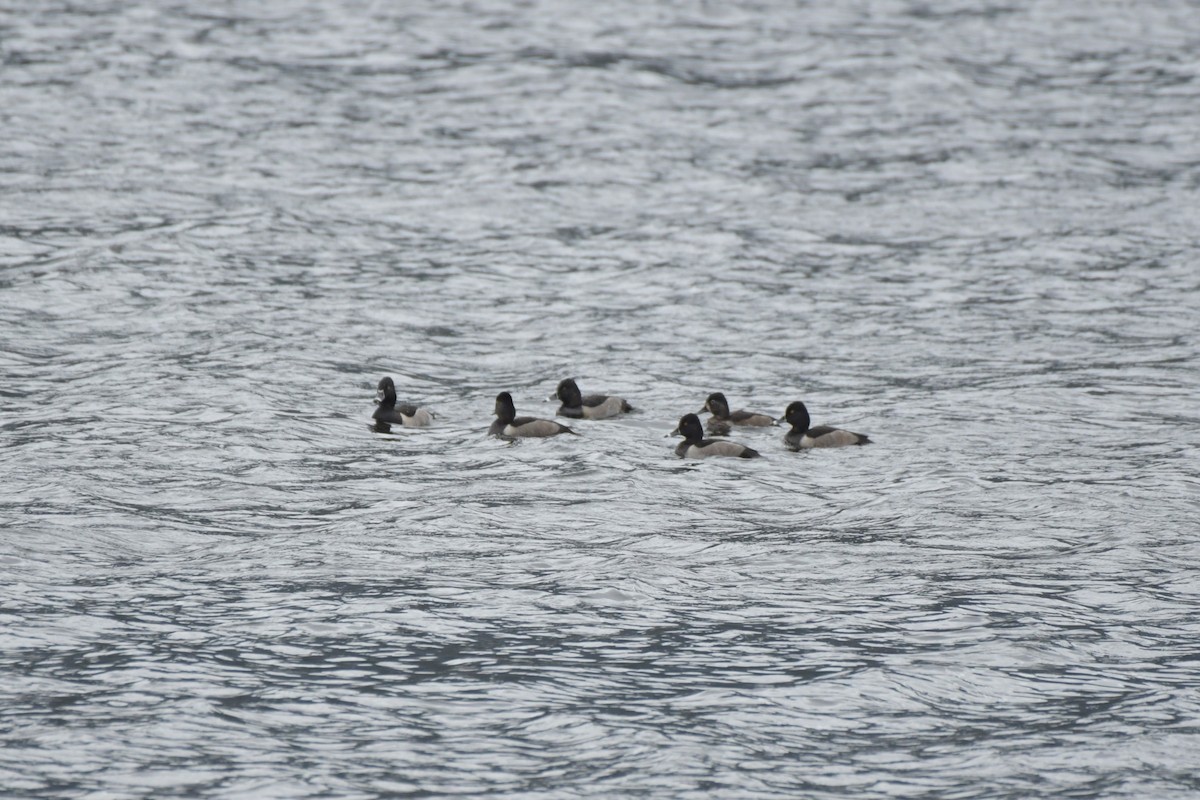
[672,413,761,459]
[699,392,776,436]
[490,391,578,439]
[781,401,871,450]
[373,376,434,430]
[553,378,633,420]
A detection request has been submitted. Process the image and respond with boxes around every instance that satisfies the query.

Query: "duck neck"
[495,400,516,424]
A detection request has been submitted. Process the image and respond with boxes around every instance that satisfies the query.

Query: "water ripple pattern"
[2,1,1199,798]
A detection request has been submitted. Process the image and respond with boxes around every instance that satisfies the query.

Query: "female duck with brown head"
[700,392,776,436]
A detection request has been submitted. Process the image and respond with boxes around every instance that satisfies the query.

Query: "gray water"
[3,1,1200,798]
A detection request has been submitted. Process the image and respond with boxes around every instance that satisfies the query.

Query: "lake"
[2,1,1199,797]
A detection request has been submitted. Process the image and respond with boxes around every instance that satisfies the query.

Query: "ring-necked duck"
[554,378,633,420]
[490,391,578,439]
[781,401,871,450]
[373,376,434,428]
[672,413,761,459]
[700,392,776,435]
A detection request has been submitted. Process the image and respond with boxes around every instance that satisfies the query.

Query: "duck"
[781,400,871,449]
[489,391,578,439]
[373,376,434,428]
[700,392,776,435]
[554,378,633,420]
[672,413,761,459]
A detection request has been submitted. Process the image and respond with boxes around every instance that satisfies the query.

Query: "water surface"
[2,1,1199,797]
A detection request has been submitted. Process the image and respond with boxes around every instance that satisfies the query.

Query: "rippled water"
[3,1,1200,797]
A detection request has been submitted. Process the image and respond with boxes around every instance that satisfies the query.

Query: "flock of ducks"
[373,376,872,459]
